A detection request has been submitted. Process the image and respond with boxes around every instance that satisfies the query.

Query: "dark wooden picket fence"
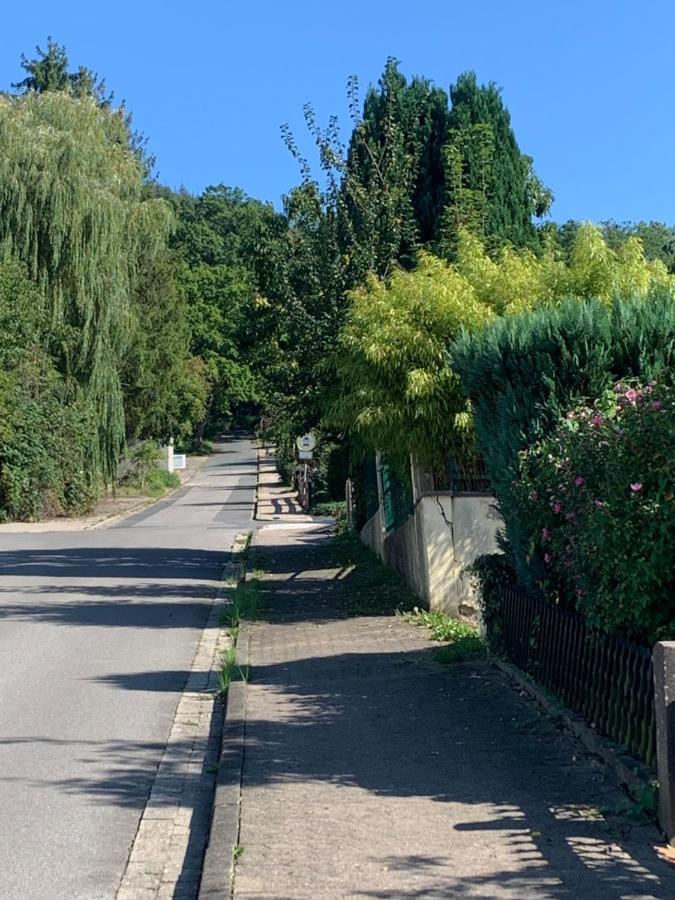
[497,585,656,769]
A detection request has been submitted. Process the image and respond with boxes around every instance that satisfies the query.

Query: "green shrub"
[453,295,675,584]
[514,380,675,643]
[144,468,181,497]
[0,361,98,521]
[470,548,518,653]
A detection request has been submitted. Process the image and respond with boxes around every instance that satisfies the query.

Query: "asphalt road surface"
[0,436,257,899]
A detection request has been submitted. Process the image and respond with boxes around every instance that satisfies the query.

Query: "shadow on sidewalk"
[231,528,675,899]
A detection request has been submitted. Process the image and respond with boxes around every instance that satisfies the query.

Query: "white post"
[166,437,175,474]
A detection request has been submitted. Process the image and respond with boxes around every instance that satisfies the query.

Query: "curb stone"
[493,658,657,811]
[115,531,250,900]
[198,537,256,899]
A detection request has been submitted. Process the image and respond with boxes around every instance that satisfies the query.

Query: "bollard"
[654,641,675,844]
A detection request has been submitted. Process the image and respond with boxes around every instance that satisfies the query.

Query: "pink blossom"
[591,415,603,427]
[651,400,662,411]
[574,476,585,487]
[566,411,576,420]
[552,501,562,514]
[630,483,643,492]
[613,382,625,394]
[542,527,551,541]
[625,388,639,403]
[594,499,605,508]
[544,553,552,564]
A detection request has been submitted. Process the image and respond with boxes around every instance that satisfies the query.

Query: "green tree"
[0,89,172,479]
[442,72,551,253]
[13,36,110,103]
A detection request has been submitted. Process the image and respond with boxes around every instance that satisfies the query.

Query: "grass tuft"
[402,607,486,662]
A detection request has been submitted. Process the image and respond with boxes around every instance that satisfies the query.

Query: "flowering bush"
[514,380,675,643]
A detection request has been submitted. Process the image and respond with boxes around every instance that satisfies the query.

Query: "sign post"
[295,434,317,511]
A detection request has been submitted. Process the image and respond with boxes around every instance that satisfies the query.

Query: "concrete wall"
[421,493,502,619]
[383,507,428,601]
[360,507,385,561]
[360,489,502,621]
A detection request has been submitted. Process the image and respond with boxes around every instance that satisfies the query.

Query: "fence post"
[654,641,675,844]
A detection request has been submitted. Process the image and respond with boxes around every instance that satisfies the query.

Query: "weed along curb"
[199,534,256,899]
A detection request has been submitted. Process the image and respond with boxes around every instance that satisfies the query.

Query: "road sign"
[298,449,314,460]
[296,433,317,452]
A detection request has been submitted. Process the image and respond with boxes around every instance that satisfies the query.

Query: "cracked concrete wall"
[420,494,502,619]
[360,493,502,620]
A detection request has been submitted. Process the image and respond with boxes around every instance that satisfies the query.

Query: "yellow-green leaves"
[330,225,674,467]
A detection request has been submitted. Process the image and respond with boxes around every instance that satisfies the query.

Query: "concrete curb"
[493,658,657,806]
[198,535,256,899]
[116,529,250,899]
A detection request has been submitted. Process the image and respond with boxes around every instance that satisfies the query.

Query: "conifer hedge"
[452,295,675,595]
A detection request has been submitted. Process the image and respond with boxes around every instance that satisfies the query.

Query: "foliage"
[13,36,110,102]
[401,607,485,661]
[0,89,172,480]
[331,224,672,467]
[122,254,209,442]
[550,220,675,273]
[469,550,518,654]
[338,59,450,278]
[454,295,675,591]
[330,251,494,467]
[0,257,97,520]
[513,381,675,643]
[442,72,551,254]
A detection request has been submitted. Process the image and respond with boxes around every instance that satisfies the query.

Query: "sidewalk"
[228,518,675,898]
[255,449,314,523]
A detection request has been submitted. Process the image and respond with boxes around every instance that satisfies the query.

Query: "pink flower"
[552,501,562,514]
[566,411,576,420]
[542,527,551,541]
[574,476,585,487]
[613,382,625,394]
[594,499,605,508]
[625,388,639,403]
[652,400,663,411]
[591,415,603,427]
[544,553,552,564]
[630,483,642,492]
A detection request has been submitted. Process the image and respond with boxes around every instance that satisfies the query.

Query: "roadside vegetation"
[401,608,486,662]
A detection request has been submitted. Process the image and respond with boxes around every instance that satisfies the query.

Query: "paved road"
[0,436,256,900]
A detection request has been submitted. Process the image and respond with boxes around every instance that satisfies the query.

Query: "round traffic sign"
[296,433,317,452]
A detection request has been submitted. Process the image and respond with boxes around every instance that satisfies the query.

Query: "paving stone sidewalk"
[231,524,675,899]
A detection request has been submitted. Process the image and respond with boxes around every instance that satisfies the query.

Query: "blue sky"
[1,1,673,224]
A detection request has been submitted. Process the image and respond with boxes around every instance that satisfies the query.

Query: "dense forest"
[0,39,673,521]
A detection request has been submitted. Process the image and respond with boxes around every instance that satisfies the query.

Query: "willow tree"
[0,90,172,479]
